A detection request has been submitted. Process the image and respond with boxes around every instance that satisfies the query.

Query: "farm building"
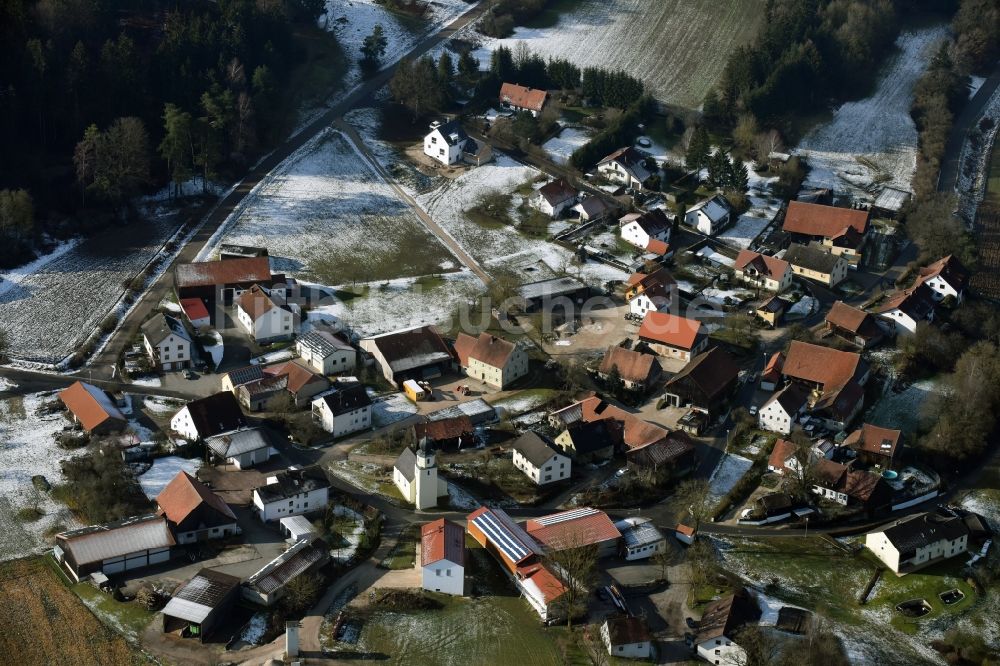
[205,428,274,469]
[58,381,127,434]
[625,432,696,476]
[602,616,652,659]
[413,416,475,450]
[783,243,849,287]
[243,536,330,606]
[141,313,193,371]
[597,147,652,190]
[423,119,474,166]
[614,517,666,561]
[524,507,621,557]
[782,201,870,263]
[734,250,792,292]
[517,276,590,313]
[311,382,372,437]
[174,256,273,304]
[359,325,454,385]
[161,569,242,641]
[252,466,330,522]
[426,398,497,426]
[661,347,740,417]
[179,298,211,330]
[510,431,571,486]
[597,346,662,392]
[530,179,577,218]
[421,518,465,596]
[780,341,869,431]
[296,328,356,375]
[171,392,248,441]
[499,82,547,116]
[554,419,618,463]
[824,301,885,348]
[871,186,911,218]
[156,471,238,544]
[685,195,731,236]
[453,331,529,389]
[637,312,707,361]
[55,514,175,582]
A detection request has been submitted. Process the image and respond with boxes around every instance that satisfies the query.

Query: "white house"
[685,195,731,236]
[393,443,448,509]
[170,392,247,442]
[865,511,970,575]
[204,428,274,469]
[141,313,192,371]
[915,255,968,303]
[694,591,759,666]
[510,431,571,485]
[423,120,473,166]
[251,467,330,522]
[311,383,372,437]
[530,179,577,218]
[420,519,465,596]
[499,82,547,116]
[296,328,356,375]
[597,146,652,190]
[156,471,239,544]
[236,284,297,343]
[873,284,936,336]
[602,616,652,660]
[619,209,672,250]
[615,517,667,561]
[757,383,810,435]
[734,250,793,292]
[179,298,211,330]
[453,332,529,389]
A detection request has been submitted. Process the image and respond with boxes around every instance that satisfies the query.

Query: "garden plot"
[542,126,594,165]
[205,129,459,285]
[707,453,753,504]
[865,378,946,434]
[468,0,764,108]
[0,393,82,561]
[414,153,627,283]
[795,25,949,198]
[0,210,183,364]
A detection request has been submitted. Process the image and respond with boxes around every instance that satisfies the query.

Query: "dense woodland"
[0,0,331,268]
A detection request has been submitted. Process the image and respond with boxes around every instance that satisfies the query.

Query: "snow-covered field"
[707,453,753,504]
[0,392,82,561]
[204,128,458,283]
[138,456,202,499]
[865,378,945,434]
[795,25,949,198]
[543,126,594,165]
[0,210,183,363]
[468,0,764,107]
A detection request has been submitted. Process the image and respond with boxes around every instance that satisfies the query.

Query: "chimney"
[286,621,301,658]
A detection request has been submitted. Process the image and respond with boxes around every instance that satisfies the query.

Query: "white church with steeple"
[392,441,449,509]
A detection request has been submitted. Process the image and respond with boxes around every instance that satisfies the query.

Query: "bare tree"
[753,129,784,166]
[544,538,598,628]
[673,477,714,528]
[652,548,671,583]
[686,538,717,587]
[732,625,781,666]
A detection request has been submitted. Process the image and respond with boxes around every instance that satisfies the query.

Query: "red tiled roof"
[500,82,547,112]
[734,250,790,279]
[768,439,797,471]
[467,332,518,369]
[598,346,660,385]
[646,239,671,255]
[825,301,870,333]
[156,471,236,528]
[638,312,702,350]
[453,332,476,367]
[264,360,325,395]
[414,416,473,442]
[421,518,465,567]
[175,257,271,288]
[844,423,901,459]
[518,563,566,604]
[524,507,621,551]
[916,255,968,292]
[761,352,784,384]
[675,524,696,537]
[58,381,126,433]
[783,341,864,391]
[537,179,576,206]
[238,284,278,321]
[873,284,936,320]
[180,298,210,322]
[783,201,869,238]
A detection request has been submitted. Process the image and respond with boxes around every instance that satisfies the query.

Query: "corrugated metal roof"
[162,569,240,623]
[245,538,327,594]
[615,518,665,548]
[58,514,175,565]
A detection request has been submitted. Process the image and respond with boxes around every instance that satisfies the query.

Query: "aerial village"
[0,1,998,665]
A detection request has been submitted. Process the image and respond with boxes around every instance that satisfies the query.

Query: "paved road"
[938,64,1000,194]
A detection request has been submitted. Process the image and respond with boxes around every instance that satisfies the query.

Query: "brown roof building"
[175,257,272,302]
[695,588,760,647]
[421,518,465,567]
[413,415,474,449]
[499,82,548,113]
[825,300,885,348]
[663,347,740,417]
[638,312,706,360]
[845,423,902,467]
[915,255,969,300]
[783,201,870,243]
[360,325,455,384]
[598,346,662,391]
[59,381,127,434]
[524,507,622,556]
[156,471,238,542]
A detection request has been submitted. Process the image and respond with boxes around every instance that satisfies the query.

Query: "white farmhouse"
[619,208,672,250]
[694,590,759,666]
[453,332,529,389]
[311,383,372,437]
[597,146,652,190]
[757,383,809,435]
[510,431,571,485]
[734,250,793,292]
[915,255,968,303]
[602,616,652,660]
[873,284,936,336]
[865,512,970,575]
[423,120,473,166]
[170,392,247,442]
[236,284,297,343]
[685,195,731,236]
[141,313,192,371]
[251,467,330,522]
[392,443,448,510]
[530,179,577,218]
[296,328,356,375]
[420,518,465,596]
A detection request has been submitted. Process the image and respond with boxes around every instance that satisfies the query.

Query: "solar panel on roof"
[472,511,539,564]
[532,507,600,526]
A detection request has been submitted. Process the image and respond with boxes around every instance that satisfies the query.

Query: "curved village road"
[938,63,1000,195]
[0,0,492,389]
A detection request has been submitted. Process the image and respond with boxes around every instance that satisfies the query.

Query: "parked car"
[749,405,758,416]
